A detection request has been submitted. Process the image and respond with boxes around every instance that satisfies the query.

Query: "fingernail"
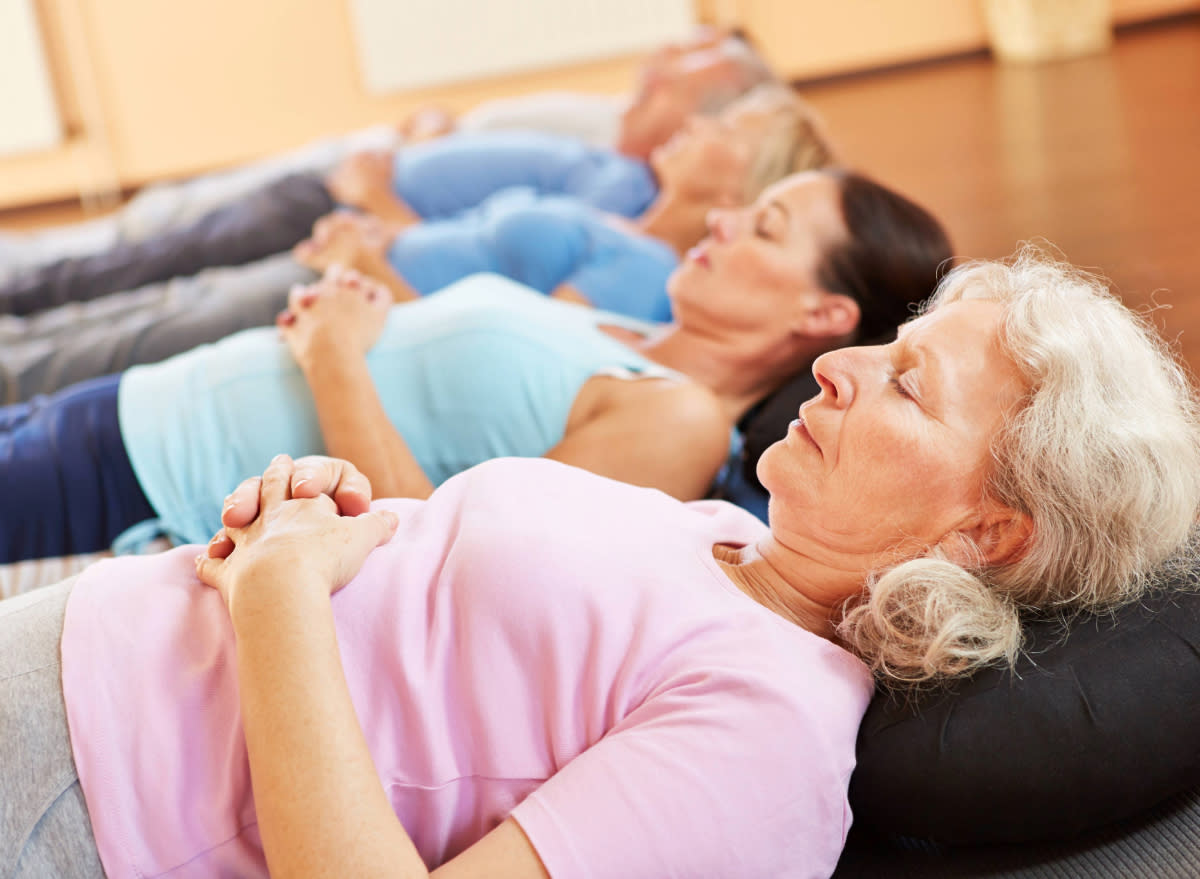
[222,498,239,512]
[194,553,205,567]
[272,453,287,464]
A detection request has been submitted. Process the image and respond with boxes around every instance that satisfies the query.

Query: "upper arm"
[433,819,549,879]
[397,135,570,219]
[545,379,730,501]
[556,236,675,323]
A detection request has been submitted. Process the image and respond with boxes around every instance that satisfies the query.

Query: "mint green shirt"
[119,274,673,544]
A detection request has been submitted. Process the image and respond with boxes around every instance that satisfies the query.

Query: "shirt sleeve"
[561,228,676,323]
[558,153,656,218]
[509,662,862,879]
[487,199,592,295]
[487,201,675,323]
[384,192,538,295]
[392,132,588,219]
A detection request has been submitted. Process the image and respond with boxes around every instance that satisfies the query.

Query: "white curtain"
[0,0,63,157]
[347,0,696,94]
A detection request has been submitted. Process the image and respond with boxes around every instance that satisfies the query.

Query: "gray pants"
[0,580,105,878]
[0,173,333,318]
[0,253,315,405]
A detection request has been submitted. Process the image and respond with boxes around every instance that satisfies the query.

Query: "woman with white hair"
[2,249,1197,878]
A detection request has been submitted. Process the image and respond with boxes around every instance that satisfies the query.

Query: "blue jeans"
[0,375,154,563]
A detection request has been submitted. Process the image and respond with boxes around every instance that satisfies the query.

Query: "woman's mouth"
[789,417,821,456]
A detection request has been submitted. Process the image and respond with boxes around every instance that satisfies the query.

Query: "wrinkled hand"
[196,454,399,610]
[293,210,392,274]
[325,149,395,210]
[397,104,457,143]
[213,454,375,540]
[277,265,392,369]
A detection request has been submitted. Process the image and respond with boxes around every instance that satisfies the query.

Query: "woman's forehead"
[763,170,833,201]
[900,299,1001,341]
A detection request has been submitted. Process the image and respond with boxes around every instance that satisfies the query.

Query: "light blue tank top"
[118,275,675,545]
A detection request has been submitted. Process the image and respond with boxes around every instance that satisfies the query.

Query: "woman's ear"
[959,505,1034,568]
[794,292,861,341]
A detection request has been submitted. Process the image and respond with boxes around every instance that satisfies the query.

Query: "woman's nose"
[811,348,858,408]
[705,206,740,242]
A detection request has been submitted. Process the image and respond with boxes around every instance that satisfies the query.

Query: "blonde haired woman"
[295,83,834,323]
[0,86,836,405]
[0,74,829,320]
[2,250,1198,878]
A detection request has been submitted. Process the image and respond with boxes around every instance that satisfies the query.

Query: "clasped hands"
[293,209,393,276]
[276,264,392,368]
[195,454,399,612]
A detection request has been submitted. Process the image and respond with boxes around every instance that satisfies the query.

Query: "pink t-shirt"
[61,458,873,879]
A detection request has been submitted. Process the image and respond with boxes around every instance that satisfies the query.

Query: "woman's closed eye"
[754,201,787,240]
[889,373,916,401]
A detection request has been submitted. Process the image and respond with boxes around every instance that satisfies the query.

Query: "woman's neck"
[713,539,871,642]
[634,324,815,424]
[636,187,719,257]
[712,543,841,639]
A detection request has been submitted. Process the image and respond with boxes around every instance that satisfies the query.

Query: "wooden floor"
[3,16,1198,369]
[802,15,1200,374]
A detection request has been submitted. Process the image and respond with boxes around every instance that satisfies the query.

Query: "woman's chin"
[756,438,819,500]
[663,266,693,301]
[753,440,785,490]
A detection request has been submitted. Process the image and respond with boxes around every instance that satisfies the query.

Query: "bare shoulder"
[556,376,732,500]
[599,377,731,462]
[649,379,729,431]
[579,374,726,431]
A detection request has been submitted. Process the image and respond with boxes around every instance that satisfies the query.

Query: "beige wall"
[733,0,1200,79]
[2,0,1196,211]
[0,0,643,209]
